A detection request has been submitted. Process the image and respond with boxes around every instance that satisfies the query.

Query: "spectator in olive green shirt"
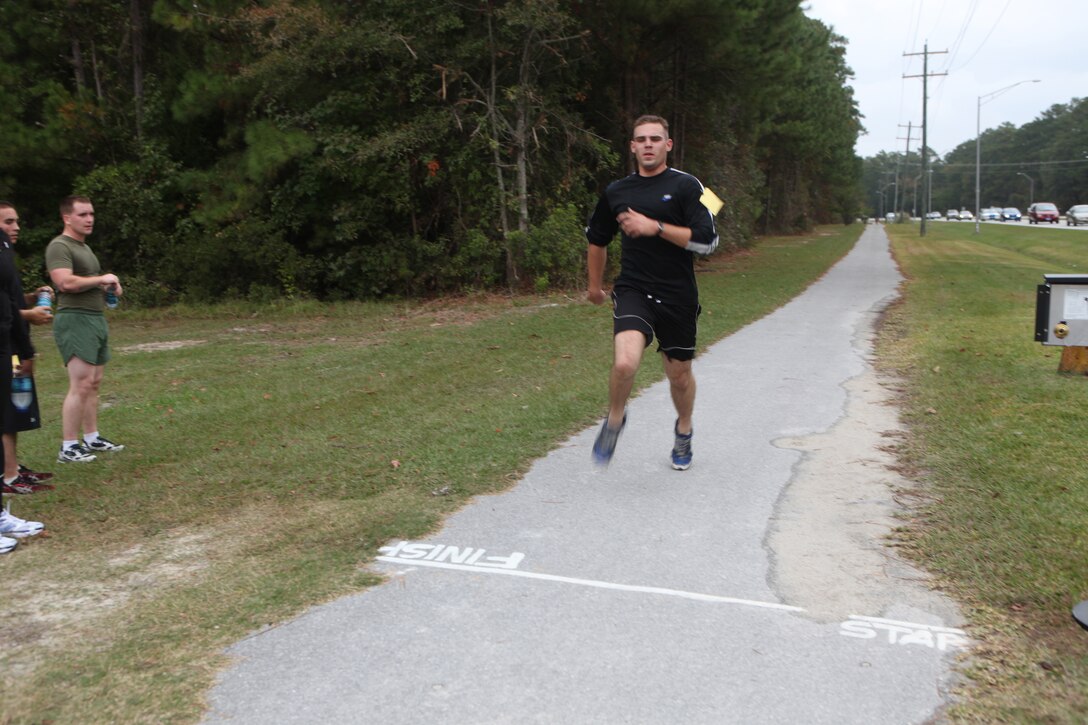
[45,195,126,463]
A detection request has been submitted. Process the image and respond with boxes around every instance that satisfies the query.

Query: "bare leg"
[608,330,647,426]
[663,354,695,434]
[62,357,103,442]
[3,433,16,479]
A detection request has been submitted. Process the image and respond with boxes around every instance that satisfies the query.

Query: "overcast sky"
[803,0,1084,160]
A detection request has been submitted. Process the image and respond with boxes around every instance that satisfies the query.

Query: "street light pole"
[976,80,1041,233]
[879,182,896,221]
[927,169,933,219]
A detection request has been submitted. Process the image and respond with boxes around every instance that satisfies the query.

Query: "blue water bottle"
[104,284,118,309]
[11,373,32,411]
[36,288,52,309]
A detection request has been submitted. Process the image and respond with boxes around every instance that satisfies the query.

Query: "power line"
[887,159,1088,173]
[941,0,980,73]
[941,159,1088,169]
[949,0,1014,71]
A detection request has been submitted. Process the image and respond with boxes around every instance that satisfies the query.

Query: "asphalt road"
[204,225,968,724]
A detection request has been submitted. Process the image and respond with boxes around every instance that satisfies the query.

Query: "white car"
[926,211,942,220]
[1066,205,1088,226]
[946,209,960,220]
[959,209,974,221]
[980,207,1002,221]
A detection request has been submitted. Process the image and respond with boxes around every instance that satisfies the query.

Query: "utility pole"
[896,122,920,220]
[904,43,947,237]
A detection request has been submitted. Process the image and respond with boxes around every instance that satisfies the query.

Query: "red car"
[1028,202,1059,224]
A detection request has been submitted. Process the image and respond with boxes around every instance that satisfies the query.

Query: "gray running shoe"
[671,420,693,471]
[592,413,627,466]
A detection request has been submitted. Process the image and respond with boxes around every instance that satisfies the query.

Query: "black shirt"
[0,230,34,361]
[585,168,718,306]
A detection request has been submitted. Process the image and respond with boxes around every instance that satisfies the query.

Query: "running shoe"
[2,477,35,494]
[0,534,15,554]
[2,475,54,494]
[591,412,627,466]
[671,421,693,471]
[18,464,54,482]
[85,436,125,452]
[59,443,97,463]
[0,506,44,538]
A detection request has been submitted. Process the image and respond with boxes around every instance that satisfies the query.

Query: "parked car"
[980,207,1002,221]
[947,209,960,220]
[1001,207,1022,222]
[1028,202,1060,224]
[1066,205,1088,226]
[926,210,942,220]
[959,209,974,221]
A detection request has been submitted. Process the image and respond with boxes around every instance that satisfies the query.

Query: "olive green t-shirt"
[45,234,105,312]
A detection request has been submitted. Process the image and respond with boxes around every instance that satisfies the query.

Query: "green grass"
[1,226,858,724]
[882,221,1088,722]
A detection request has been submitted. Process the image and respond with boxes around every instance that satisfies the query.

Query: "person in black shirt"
[0,201,56,493]
[585,114,718,470]
[0,225,46,552]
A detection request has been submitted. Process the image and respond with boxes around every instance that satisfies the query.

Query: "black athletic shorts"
[611,286,700,361]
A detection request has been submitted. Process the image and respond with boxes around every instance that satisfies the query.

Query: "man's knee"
[613,331,647,378]
[68,361,104,394]
[664,358,694,385]
[612,355,641,380]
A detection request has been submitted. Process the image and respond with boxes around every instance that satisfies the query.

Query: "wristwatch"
[657,221,665,236]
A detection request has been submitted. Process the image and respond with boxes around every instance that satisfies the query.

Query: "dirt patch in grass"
[117,339,207,353]
[0,529,215,681]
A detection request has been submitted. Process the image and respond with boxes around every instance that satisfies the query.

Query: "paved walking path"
[205,225,967,723]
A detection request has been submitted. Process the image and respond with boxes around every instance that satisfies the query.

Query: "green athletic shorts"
[54,309,111,366]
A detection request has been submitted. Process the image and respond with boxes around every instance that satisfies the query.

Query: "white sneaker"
[85,436,124,452]
[0,534,16,554]
[0,506,44,538]
[59,443,97,463]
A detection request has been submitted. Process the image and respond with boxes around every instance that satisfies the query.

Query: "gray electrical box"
[1035,274,1088,346]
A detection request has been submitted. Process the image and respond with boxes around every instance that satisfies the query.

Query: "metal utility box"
[1035,274,1088,346]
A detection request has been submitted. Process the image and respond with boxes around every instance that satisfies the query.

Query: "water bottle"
[11,373,32,411]
[36,289,52,309]
[104,284,118,309]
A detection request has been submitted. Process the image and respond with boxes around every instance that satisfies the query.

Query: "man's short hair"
[0,200,14,211]
[60,195,92,216]
[632,115,670,137]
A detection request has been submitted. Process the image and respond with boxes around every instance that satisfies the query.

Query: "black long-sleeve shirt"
[0,230,34,362]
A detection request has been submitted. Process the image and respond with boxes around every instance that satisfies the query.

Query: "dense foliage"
[0,0,863,303]
[861,97,1088,218]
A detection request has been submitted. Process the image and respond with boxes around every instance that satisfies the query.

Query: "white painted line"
[846,615,966,635]
[374,542,968,650]
[376,555,806,613]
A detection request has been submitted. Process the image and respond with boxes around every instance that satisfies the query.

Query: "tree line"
[862,97,1088,219]
[0,0,863,304]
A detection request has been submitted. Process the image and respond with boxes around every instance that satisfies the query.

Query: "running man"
[585,114,718,469]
